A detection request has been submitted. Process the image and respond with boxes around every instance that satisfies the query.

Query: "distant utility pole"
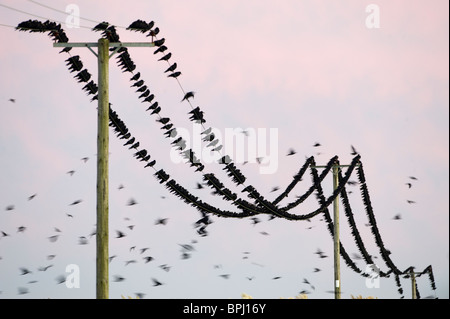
[54,39,154,299]
[410,269,417,299]
[312,162,357,299]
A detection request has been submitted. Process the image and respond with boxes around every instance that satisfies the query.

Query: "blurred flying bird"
[127,198,138,206]
[181,91,195,102]
[350,145,359,155]
[152,278,163,286]
[116,230,126,238]
[8,98,16,103]
[287,148,296,156]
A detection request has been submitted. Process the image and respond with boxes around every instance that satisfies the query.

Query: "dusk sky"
[0,0,448,299]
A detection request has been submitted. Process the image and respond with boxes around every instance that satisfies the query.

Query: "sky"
[0,0,448,300]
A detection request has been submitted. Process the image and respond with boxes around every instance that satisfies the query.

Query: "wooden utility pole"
[54,39,154,299]
[410,270,417,299]
[96,38,109,299]
[311,162,359,299]
[332,164,341,299]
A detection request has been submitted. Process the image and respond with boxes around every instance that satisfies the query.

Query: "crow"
[164,63,177,73]
[113,275,125,282]
[155,218,168,225]
[116,230,126,238]
[158,52,172,61]
[131,79,144,88]
[286,148,296,156]
[181,91,195,102]
[168,71,181,78]
[143,256,154,263]
[350,145,359,155]
[130,72,141,81]
[154,45,167,55]
[153,38,165,47]
[152,278,163,286]
[127,198,138,206]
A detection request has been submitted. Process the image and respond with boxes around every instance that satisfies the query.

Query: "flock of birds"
[1,99,420,298]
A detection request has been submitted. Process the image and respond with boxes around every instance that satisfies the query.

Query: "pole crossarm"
[53,42,155,57]
[53,42,156,48]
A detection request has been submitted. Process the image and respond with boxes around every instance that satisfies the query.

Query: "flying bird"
[286,148,297,156]
[392,214,402,220]
[127,198,138,206]
[8,98,16,103]
[151,278,163,286]
[69,199,82,206]
[406,200,416,204]
[350,145,359,155]
[116,230,126,238]
[181,91,195,102]
[313,142,321,147]
[155,218,168,225]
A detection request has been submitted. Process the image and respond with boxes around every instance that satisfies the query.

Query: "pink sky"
[0,0,448,299]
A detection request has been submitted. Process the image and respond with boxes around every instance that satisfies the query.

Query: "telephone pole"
[312,162,358,299]
[54,39,154,299]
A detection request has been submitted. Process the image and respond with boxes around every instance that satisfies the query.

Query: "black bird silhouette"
[113,275,125,282]
[313,142,321,147]
[55,275,66,284]
[287,148,296,156]
[392,214,402,220]
[130,72,140,81]
[143,256,154,263]
[164,63,177,73]
[116,230,126,238]
[9,98,16,103]
[407,200,416,204]
[168,71,181,78]
[405,183,412,189]
[152,278,163,286]
[69,199,82,206]
[158,52,172,61]
[19,267,32,275]
[350,145,359,155]
[409,176,418,181]
[153,38,165,47]
[155,218,168,225]
[127,198,138,206]
[131,79,144,88]
[154,45,167,54]
[181,91,195,102]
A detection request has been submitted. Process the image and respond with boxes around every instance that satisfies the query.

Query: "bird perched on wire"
[168,71,181,79]
[158,52,172,61]
[164,63,177,73]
